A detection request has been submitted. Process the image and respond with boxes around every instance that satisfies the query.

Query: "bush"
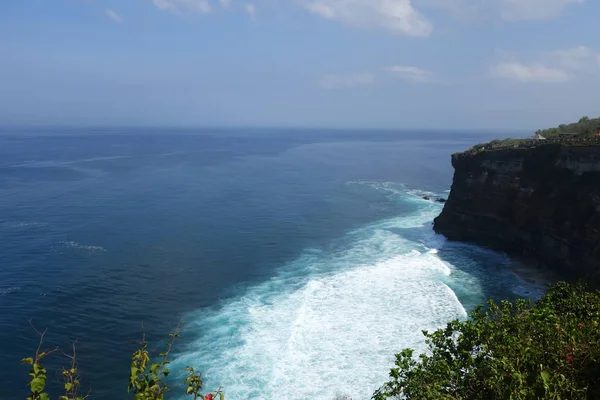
[20,326,223,400]
[373,281,600,400]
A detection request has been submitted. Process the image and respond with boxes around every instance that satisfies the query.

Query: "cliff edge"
[434,143,600,282]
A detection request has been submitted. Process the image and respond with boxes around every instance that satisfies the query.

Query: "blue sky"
[1,0,599,129]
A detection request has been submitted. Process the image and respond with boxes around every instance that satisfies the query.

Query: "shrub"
[373,281,600,400]
[20,326,223,400]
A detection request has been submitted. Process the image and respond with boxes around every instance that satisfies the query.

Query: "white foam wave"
[172,184,466,400]
[174,250,465,400]
[170,182,539,400]
[406,188,439,199]
[1,221,47,229]
[0,287,21,296]
[7,155,130,168]
[60,241,106,252]
[349,181,441,201]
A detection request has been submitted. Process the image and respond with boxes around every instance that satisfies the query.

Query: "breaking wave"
[171,183,532,400]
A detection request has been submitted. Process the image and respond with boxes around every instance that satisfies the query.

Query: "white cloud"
[499,0,584,21]
[384,65,433,83]
[416,0,583,22]
[144,0,584,38]
[303,0,433,37]
[245,3,258,22]
[414,0,481,21]
[150,0,211,14]
[306,2,336,18]
[105,9,123,23]
[320,73,375,89]
[550,46,590,69]
[491,62,570,83]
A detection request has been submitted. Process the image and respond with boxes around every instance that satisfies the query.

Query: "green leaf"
[150,363,160,374]
[39,393,50,400]
[65,382,73,391]
[30,377,46,393]
[21,357,34,365]
[541,370,550,383]
[33,363,44,374]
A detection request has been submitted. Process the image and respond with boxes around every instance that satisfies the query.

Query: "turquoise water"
[0,129,541,399]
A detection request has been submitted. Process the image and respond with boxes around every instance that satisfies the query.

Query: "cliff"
[434,143,600,282]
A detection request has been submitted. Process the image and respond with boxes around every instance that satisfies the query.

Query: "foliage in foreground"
[21,327,222,400]
[374,281,600,400]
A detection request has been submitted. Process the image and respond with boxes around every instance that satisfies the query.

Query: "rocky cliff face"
[434,144,600,282]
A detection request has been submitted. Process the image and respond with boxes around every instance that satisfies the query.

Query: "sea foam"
[172,184,470,399]
[60,241,107,252]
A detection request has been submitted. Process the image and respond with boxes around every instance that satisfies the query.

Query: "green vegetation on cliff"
[536,116,600,139]
[374,282,600,400]
[463,116,600,154]
[19,282,600,400]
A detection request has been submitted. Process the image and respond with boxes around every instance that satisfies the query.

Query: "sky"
[1,0,599,130]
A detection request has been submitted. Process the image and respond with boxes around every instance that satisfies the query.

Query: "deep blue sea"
[0,128,543,399]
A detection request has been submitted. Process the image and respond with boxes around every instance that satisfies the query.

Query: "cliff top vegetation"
[536,116,600,139]
[463,116,600,154]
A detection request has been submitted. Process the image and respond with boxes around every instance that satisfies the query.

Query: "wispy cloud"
[245,3,257,22]
[219,0,231,8]
[383,65,434,83]
[490,45,598,84]
[306,2,336,19]
[150,0,211,14]
[417,0,583,23]
[303,0,433,37]
[499,0,584,21]
[550,45,590,69]
[320,73,375,89]
[105,8,123,23]
[490,62,570,83]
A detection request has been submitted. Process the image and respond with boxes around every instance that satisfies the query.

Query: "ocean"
[0,128,543,399]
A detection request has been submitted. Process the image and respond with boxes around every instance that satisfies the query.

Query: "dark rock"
[435,198,447,203]
[422,196,431,201]
[434,144,600,283]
